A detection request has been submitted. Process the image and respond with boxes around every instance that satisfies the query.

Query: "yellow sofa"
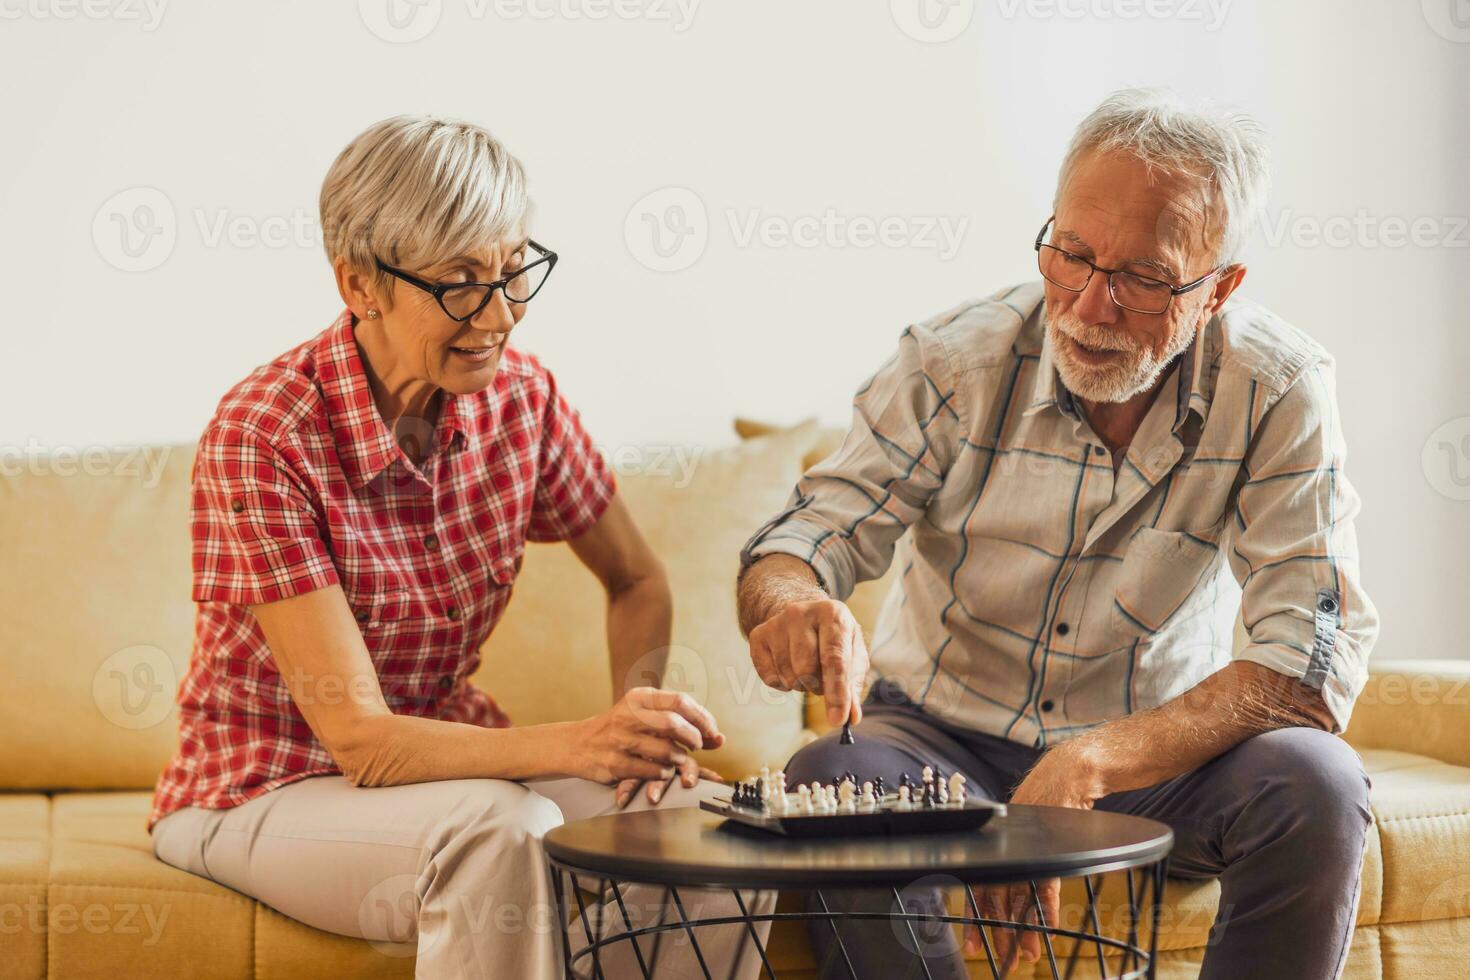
[3,421,1468,979]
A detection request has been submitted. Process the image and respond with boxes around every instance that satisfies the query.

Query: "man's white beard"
[1047,312,1197,404]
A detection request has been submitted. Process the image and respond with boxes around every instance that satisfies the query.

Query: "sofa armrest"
[1343,659,1470,768]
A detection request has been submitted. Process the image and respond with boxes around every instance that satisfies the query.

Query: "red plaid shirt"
[149,310,615,830]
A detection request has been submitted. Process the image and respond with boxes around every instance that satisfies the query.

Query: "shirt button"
[1055,622,1070,636]
[438,675,454,693]
[446,605,461,622]
[354,608,370,625]
[1041,699,1056,712]
[424,533,440,551]
[230,499,245,514]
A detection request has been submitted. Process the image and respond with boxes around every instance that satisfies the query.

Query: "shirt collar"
[1024,305,1216,434]
[316,310,475,488]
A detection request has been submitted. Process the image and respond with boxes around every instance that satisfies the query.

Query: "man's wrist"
[1052,736,1114,802]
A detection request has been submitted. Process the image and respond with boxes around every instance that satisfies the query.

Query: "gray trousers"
[786,679,1373,980]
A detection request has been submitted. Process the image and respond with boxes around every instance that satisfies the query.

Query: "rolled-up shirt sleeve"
[1226,360,1378,732]
[739,324,964,600]
[191,424,339,606]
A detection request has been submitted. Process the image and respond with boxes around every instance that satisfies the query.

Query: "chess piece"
[798,784,813,813]
[897,785,912,809]
[873,776,885,799]
[949,772,967,804]
[921,783,935,808]
[921,765,934,788]
[861,781,875,807]
[838,780,856,810]
[840,721,855,745]
[937,775,949,805]
[898,772,911,791]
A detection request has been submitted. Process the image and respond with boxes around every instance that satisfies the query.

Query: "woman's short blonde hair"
[320,115,529,296]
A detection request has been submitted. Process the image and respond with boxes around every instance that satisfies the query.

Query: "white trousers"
[152,774,773,979]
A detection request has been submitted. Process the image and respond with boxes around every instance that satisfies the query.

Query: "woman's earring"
[366,309,380,319]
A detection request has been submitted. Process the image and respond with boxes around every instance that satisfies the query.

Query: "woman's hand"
[565,688,726,805]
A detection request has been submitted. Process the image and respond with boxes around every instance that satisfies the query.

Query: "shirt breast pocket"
[1111,526,1223,638]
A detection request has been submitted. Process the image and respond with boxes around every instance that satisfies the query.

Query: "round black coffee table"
[544,803,1173,979]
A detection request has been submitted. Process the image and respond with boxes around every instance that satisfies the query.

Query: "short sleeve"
[190,424,340,605]
[526,372,617,543]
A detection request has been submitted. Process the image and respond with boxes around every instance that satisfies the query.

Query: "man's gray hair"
[1056,88,1270,266]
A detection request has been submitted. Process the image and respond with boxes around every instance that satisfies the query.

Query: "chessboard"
[700,765,1006,838]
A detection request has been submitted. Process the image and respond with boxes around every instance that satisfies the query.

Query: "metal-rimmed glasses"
[1034,217,1219,315]
[375,240,558,323]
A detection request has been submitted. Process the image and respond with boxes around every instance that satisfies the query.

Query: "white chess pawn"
[760,766,772,800]
[949,772,967,804]
[897,785,912,809]
[861,781,875,807]
[774,770,787,798]
[825,786,839,811]
[937,779,949,805]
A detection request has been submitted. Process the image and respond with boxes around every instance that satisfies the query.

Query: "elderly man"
[737,89,1377,980]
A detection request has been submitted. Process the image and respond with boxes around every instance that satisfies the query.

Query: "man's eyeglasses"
[1034,217,1219,315]
[375,240,558,323]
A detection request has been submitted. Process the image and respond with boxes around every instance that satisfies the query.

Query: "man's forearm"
[606,571,674,697]
[1060,660,1336,799]
[736,553,828,636]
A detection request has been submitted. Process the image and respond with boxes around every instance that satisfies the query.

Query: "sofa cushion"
[0,795,50,980]
[478,421,822,778]
[0,447,196,790]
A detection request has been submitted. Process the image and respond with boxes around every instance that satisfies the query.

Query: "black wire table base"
[546,857,1171,980]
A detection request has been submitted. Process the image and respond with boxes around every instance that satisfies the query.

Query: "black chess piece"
[899,772,911,790]
[840,721,855,745]
[873,776,885,798]
[921,784,934,808]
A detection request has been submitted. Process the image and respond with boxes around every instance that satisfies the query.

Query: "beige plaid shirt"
[741,281,1377,745]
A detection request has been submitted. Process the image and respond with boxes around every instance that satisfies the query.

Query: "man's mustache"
[1052,317,1141,355]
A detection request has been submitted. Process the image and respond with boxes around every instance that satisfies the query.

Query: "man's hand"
[968,743,1106,974]
[748,597,871,727]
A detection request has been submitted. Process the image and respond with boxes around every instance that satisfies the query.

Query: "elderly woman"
[149,115,766,978]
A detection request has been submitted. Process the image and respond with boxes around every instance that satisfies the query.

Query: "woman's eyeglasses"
[375,240,558,323]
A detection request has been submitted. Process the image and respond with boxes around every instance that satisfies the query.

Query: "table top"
[543,804,1173,888]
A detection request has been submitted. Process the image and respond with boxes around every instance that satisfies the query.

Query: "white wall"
[2,0,1466,664]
